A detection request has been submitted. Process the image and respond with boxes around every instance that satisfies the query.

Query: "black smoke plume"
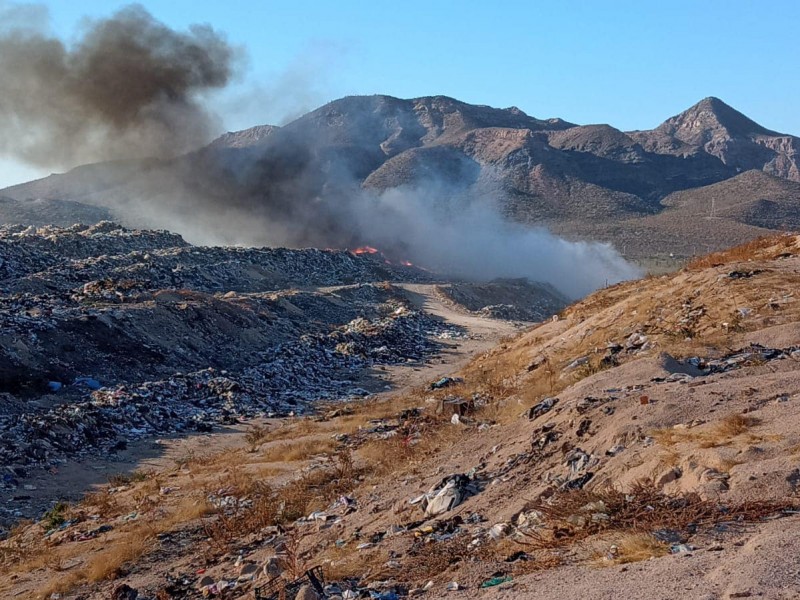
[0,2,236,166]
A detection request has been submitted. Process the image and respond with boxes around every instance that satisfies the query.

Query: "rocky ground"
[2,232,799,600]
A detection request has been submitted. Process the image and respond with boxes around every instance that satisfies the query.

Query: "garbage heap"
[0,223,460,476]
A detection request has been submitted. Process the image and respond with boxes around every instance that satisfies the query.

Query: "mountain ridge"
[2,94,798,260]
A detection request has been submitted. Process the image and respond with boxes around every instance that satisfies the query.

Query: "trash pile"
[0,222,432,295]
[0,302,460,472]
[435,279,568,323]
[0,223,464,486]
[652,343,800,383]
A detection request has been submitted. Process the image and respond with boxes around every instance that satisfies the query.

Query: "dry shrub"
[403,537,472,581]
[358,423,462,477]
[245,423,270,451]
[82,489,119,515]
[358,435,420,475]
[0,521,34,566]
[107,470,150,486]
[321,545,390,583]
[475,538,563,574]
[204,450,361,551]
[518,480,795,553]
[282,450,359,515]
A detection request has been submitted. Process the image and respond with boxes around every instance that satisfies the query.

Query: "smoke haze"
[0,2,236,166]
[0,3,641,299]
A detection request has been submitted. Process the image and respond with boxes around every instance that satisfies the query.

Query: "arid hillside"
[3,234,799,600]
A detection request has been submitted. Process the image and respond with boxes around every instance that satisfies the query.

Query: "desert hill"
[2,95,798,262]
[2,234,799,599]
[551,169,800,260]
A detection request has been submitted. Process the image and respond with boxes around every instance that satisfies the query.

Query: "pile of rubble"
[435,278,568,322]
[0,223,431,294]
[0,223,462,482]
[0,300,459,473]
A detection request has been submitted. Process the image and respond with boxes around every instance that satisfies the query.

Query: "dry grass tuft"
[687,234,798,270]
[590,532,668,565]
[652,413,760,449]
[716,414,759,437]
[259,438,337,463]
[518,480,795,553]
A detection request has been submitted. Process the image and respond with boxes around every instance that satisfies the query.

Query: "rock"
[786,468,800,491]
[606,444,625,456]
[262,556,283,579]
[489,522,511,540]
[111,584,139,600]
[656,467,683,487]
[564,356,589,371]
[296,585,320,600]
[626,332,648,349]
[237,562,259,580]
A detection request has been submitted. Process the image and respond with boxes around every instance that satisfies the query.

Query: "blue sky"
[2,0,799,187]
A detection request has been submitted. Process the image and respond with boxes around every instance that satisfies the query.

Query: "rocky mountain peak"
[657,96,776,144]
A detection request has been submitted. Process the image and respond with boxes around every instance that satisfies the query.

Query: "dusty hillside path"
[11,284,525,517]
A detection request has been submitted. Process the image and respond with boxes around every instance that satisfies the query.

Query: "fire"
[348,245,417,269]
[351,246,378,255]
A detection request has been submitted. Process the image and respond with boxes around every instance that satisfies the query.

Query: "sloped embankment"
[3,235,800,600]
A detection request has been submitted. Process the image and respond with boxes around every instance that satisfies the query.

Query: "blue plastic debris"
[368,592,399,600]
[47,381,62,392]
[73,377,102,390]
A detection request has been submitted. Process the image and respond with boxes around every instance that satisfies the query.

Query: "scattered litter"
[420,473,482,517]
[430,377,463,390]
[528,397,558,420]
[480,575,512,588]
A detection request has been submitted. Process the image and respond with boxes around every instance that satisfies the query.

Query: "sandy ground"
[5,241,800,600]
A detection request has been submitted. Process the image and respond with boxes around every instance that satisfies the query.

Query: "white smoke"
[354,185,640,299]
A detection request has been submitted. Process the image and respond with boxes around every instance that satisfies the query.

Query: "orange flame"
[351,246,379,255]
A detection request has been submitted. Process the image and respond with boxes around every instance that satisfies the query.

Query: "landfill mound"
[0,222,499,526]
[3,234,800,599]
[283,234,799,600]
[435,278,569,322]
[0,197,114,228]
